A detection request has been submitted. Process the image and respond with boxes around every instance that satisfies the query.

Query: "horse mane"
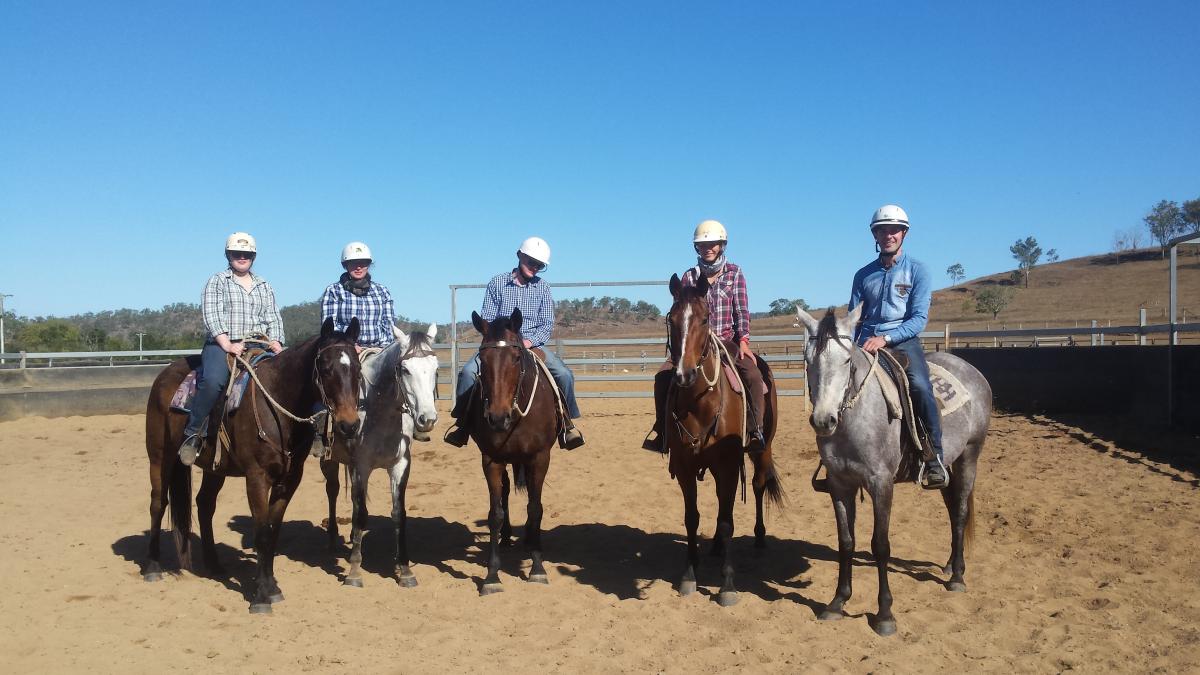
[813,307,841,357]
[406,330,432,355]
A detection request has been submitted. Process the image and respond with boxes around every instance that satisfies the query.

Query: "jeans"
[184,341,232,436]
[889,336,944,456]
[455,346,581,419]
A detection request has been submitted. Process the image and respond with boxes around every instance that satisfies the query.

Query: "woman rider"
[178,232,285,466]
[320,241,396,353]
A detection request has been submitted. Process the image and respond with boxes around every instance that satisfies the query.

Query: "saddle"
[170,345,274,470]
[875,348,932,483]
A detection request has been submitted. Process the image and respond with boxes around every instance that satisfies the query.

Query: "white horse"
[796,305,991,636]
[320,323,440,588]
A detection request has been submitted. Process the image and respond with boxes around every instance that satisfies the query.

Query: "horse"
[320,323,440,588]
[795,305,991,636]
[143,317,363,614]
[663,273,785,606]
[464,307,560,595]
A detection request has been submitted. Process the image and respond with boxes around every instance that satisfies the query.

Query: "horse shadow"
[112,531,259,601]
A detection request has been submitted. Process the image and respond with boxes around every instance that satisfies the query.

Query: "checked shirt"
[321,280,396,347]
[681,262,751,343]
[201,269,286,343]
[481,271,554,347]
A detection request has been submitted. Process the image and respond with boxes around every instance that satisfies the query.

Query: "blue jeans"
[455,347,581,419]
[184,341,231,436]
[890,337,944,457]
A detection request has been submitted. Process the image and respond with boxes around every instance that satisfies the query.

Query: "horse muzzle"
[674,368,698,388]
[484,410,513,432]
[809,412,838,437]
[414,413,437,433]
[335,418,362,439]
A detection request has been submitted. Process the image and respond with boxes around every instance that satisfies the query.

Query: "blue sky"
[2,1,1198,325]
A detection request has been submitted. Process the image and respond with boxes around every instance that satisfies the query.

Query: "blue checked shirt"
[481,271,554,347]
[321,280,396,347]
[201,269,286,343]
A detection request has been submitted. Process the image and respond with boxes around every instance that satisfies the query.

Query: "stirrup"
[560,427,585,451]
[178,433,201,467]
[810,460,830,493]
[745,429,766,455]
[919,457,950,490]
[641,428,664,453]
[444,424,470,448]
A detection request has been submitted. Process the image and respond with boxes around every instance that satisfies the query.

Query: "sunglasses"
[227,251,256,260]
[520,255,546,271]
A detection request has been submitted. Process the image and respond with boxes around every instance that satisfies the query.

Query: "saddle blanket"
[169,369,200,413]
[722,363,768,396]
[878,361,971,419]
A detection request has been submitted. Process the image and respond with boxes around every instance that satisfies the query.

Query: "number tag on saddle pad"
[928,362,969,416]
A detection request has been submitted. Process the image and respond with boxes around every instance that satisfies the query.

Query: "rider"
[444,236,586,450]
[850,204,949,489]
[178,232,285,466]
[320,241,396,353]
[643,219,767,454]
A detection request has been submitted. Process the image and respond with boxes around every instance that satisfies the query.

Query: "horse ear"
[472,311,487,336]
[321,317,335,339]
[794,307,819,336]
[427,322,437,340]
[669,273,681,298]
[838,304,862,337]
[695,274,710,295]
[393,324,410,350]
[392,323,405,341]
[346,317,360,343]
[511,307,523,334]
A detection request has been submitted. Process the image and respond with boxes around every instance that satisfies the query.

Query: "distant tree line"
[555,296,661,327]
[1139,196,1200,258]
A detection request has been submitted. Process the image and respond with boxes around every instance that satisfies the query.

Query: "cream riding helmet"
[869,205,910,231]
[518,236,551,268]
[693,219,728,244]
[225,232,257,253]
[341,241,373,264]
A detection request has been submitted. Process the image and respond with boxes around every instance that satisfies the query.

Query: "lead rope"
[234,352,332,426]
[512,349,542,418]
[711,334,748,446]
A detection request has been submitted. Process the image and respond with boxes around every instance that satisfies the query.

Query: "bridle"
[807,332,879,416]
[478,339,539,418]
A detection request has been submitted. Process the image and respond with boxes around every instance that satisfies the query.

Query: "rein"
[809,333,879,414]
[479,339,540,418]
[236,342,356,427]
[669,330,726,451]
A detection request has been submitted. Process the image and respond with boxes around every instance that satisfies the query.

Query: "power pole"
[0,294,12,365]
[135,332,147,361]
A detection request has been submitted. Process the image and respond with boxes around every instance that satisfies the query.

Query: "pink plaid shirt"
[682,262,751,342]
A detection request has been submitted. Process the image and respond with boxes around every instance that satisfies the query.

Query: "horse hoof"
[249,603,273,615]
[143,571,163,582]
[480,582,504,596]
[398,574,418,588]
[343,577,364,588]
[946,580,967,593]
[716,591,739,607]
[679,580,697,597]
[528,574,549,585]
[872,618,897,637]
[268,592,284,604]
[817,609,844,621]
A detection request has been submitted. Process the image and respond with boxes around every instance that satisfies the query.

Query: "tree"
[1046,249,1059,263]
[1144,199,1184,258]
[1112,227,1144,260]
[974,287,1014,320]
[946,263,965,286]
[1183,198,1200,234]
[1009,236,1043,288]
[768,298,810,316]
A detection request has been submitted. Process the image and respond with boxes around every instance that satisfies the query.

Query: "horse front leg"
[245,471,277,614]
[713,459,739,607]
[500,465,513,546]
[344,465,368,588]
[320,457,341,552]
[389,444,417,588]
[869,481,897,636]
[480,457,507,595]
[196,472,227,576]
[819,484,858,621]
[942,454,979,592]
[524,454,551,584]
[676,471,700,597]
[259,462,306,606]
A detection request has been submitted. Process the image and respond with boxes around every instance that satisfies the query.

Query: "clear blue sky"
[2,1,1198,325]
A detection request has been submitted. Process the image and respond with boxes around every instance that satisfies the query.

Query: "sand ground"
[1,397,1198,673]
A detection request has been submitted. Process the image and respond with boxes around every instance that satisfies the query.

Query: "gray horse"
[795,305,991,636]
[320,324,440,588]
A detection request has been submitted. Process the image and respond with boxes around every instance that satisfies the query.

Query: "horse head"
[667,272,713,388]
[392,322,440,434]
[317,316,363,440]
[472,308,527,432]
[796,303,862,436]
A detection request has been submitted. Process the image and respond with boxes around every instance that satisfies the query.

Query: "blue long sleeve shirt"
[480,271,554,347]
[849,253,931,345]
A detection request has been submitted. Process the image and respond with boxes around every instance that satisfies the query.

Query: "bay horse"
[320,323,440,588]
[143,317,363,614]
[795,305,991,636]
[664,273,784,606]
[465,307,559,595]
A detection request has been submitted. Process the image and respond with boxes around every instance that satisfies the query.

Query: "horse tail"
[513,463,528,494]
[168,464,193,570]
[964,489,976,555]
[763,462,787,509]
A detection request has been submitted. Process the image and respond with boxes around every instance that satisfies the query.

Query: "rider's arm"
[320,284,339,330]
[886,260,931,343]
[526,285,553,348]
[380,287,396,345]
[264,282,286,346]
[732,267,751,342]
[201,273,230,340]
[848,270,865,342]
[481,276,502,322]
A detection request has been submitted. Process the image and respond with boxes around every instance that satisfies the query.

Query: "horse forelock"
[485,316,520,343]
[404,330,435,357]
[814,308,841,357]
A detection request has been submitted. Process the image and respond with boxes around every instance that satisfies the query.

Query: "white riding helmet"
[341,241,373,263]
[869,205,909,230]
[518,236,551,266]
[693,219,728,243]
[225,232,257,253]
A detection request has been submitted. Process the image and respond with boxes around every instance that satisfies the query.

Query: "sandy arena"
[1,396,1198,673]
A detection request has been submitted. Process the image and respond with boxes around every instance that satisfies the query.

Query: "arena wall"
[0,365,163,421]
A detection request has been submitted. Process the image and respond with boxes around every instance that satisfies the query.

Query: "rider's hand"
[522,339,533,349]
[268,340,284,354]
[738,339,754,361]
[226,342,246,357]
[355,344,364,354]
[861,336,887,354]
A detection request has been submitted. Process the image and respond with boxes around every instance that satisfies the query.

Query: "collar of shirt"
[507,269,542,288]
[219,267,265,287]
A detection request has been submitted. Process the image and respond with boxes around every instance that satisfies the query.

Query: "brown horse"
[464,307,559,595]
[143,317,362,613]
[664,273,784,606]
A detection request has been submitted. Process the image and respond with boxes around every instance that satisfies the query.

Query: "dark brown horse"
[143,317,362,613]
[664,273,784,606]
[464,307,559,595]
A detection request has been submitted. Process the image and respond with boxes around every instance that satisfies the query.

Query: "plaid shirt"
[481,270,554,347]
[682,262,751,342]
[201,269,286,343]
[321,280,396,347]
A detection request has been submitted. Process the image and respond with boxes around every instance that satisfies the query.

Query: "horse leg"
[869,481,897,637]
[196,472,227,577]
[321,457,341,552]
[524,454,551,584]
[480,457,507,595]
[713,458,740,607]
[750,451,772,550]
[259,466,305,606]
[344,465,368,588]
[389,447,417,588]
[819,485,857,621]
[245,471,277,614]
[676,472,700,597]
[941,454,979,592]
[499,465,513,546]
[145,457,172,581]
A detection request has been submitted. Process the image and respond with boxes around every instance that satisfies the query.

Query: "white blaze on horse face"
[339,351,352,368]
[404,353,440,431]
[675,304,692,379]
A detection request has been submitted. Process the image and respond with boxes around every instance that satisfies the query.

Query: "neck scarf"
[696,254,727,278]
[340,272,372,297]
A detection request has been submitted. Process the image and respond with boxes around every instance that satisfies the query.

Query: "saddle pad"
[225,371,251,413]
[928,362,970,416]
[170,369,200,413]
[722,363,769,396]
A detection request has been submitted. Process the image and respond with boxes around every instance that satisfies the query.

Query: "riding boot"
[178,433,202,467]
[745,398,766,455]
[922,451,950,490]
[642,370,670,452]
[559,420,585,450]
[444,388,474,447]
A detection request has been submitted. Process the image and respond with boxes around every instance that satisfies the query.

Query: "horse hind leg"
[144,459,173,581]
[750,450,786,550]
[868,481,897,637]
[389,454,417,588]
[523,454,550,584]
[941,453,979,592]
[321,458,341,552]
[195,472,227,577]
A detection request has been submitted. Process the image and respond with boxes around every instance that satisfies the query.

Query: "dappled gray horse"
[320,324,440,588]
[796,305,991,636]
